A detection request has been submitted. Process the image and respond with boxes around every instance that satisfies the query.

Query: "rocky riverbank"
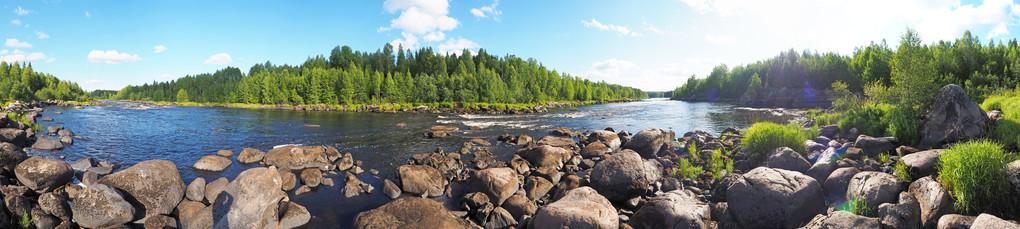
[117,99,640,115]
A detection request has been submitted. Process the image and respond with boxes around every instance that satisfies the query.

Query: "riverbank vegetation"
[99,45,647,107]
[0,61,89,104]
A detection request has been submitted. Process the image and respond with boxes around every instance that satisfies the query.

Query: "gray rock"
[847,171,903,210]
[853,135,895,158]
[521,145,569,170]
[335,153,354,171]
[353,197,474,228]
[580,141,612,159]
[300,168,322,187]
[801,211,882,229]
[0,142,27,173]
[970,213,1019,229]
[237,148,266,164]
[57,129,74,137]
[623,127,675,158]
[143,214,177,229]
[1007,160,1020,196]
[31,206,60,229]
[902,149,943,178]
[918,84,989,149]
[177,200,213,229]
[31,137,64,150]
[212,166,288,229]
[15,156,73,192]
[501,194,536,222]
[0,128,27,146]
[524,176,553,201]
[909,176,954,229]
[279,202,311,229]
[280,169,297,191]
[937,214,975,229]
[590,149,660,201]
[39,192,72,221]
[879,192,921,229]
[398,165,446,197]
[469,167,520,206]
[485,207,518,229]
[628,190,710,229]
[71,157,97,172]
[767,147,811,173]
[204,177,229,205]
[263,145,341,170]
[587,130,622,150]
[98,160,186,223]
[71,183,136,228]
[382,179,401,199]
[60,135,74,145]
[727,167,824,229]
[193,155,231,172]
[216,149,234,157]
[187,177,206,202]
[530,187,618,229]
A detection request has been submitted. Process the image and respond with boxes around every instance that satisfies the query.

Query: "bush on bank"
[937,140,1016,215]
[742,122,810,165]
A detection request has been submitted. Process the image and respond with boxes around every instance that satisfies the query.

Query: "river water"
[30,98,797,227]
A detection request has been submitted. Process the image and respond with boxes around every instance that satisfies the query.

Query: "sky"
[1,0,1019,92]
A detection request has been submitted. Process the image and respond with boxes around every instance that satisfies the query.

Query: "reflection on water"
[32,98,795,227]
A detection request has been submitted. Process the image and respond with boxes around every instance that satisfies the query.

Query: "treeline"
[673,30,1020,103]
[105,45,647,105]
[0,61,88,102]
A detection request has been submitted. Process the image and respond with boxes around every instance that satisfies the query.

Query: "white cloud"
[87,50,142,64]
[584,58,638,80]
[0,49,47,63]
[987,22,1010,39]
[4,39,32,48]
[9,19,20,26]
[643,21,665,35]
[470,0,502,21]
[160,73,172,78]
[45,57,54,63]
[84,11,91,19]
[13,6,30,16]
[35,31,49,39]
[438,38,480,54]
[381,0,460,49]
[153,45,167,53]
[582,19,638,36]
[204,53,232,65]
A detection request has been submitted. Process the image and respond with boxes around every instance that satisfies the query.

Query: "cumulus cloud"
[87,50,141,64]
[45,58,54,63]
[13,6,30,16]
[380,0,460,49]
[987,22,1010,39]
[0,49,47,63]
[438,38,480,54]
[583,58,695,91]
[582,19,638,36]
[204,53,232,65]
[35,31,49,39]
[153,45,167,53]
[4,39,32,48]
[160,73,172,78]
[470,0,502,21]
[9,19,20,26]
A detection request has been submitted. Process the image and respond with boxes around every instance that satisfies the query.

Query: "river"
[30,98,798,227]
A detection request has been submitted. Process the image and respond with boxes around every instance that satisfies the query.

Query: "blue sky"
[2,0,1019,91]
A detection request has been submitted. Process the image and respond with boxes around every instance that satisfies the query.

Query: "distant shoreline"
[98,99,642,114]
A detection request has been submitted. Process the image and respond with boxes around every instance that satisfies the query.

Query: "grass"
[839,194,876,217]
[6,112,41,132]
[742,122,810,165]
[881,105,922,146]
[982,92,1020,147]
[18,210,32,229]
[674,158,703,181]
[893,160,912,182]
[878,153,890,163]
[708,148,726,180]
[937,140,1015,215]
[838,103,889,137]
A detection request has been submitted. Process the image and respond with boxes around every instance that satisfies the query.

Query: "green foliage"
[982,92,1020,147]
[112,46,647,105]
[742,122,809,165]
[893,160,912,182]
[674,158,703,181]
[886,28,940,109]
[839,194,876,217]
[708,148,727,180]
[881,106,922,146]
[0,61,87,102]
[937,140,1015,215]
[878,153,890,163]
[176,89,189,103]
[18,210,32,229]
[838,103,888,136]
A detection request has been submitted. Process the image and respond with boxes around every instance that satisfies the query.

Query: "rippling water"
[30,98,796,227]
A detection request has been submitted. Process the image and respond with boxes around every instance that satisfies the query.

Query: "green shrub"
[982,93,1020,147]
[937,140,1015,215]
[838,103,888,136]
[742,122,809,165]
[839,194,876,217]
[708,149,725,180]
[893,160,911,182]
[675,158,703,181]
[815,112,842,126]
[881,106,922,146]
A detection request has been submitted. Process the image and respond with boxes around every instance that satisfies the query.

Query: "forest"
[103,45,648,105]
[672,30,1020,103]
[0,61,88,103]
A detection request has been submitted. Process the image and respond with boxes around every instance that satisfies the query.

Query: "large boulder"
[263,145,341,170]
[580,141,612,159]
[589,149,660,201]
[587,130,622,150]
[853,135,895,158]
[726,167,825,228]
[530,187,618,229]
[353,197,474,228]
[31,137,64,150]
[908,176,954,229]
[0,128,27,146]
[536,136,576,148]
[15,156,73,192]
[918,84,989,149]
[194,155,231,172]
[237,148,266,164]
[39,192,72,221]
[937,214,975,229]
[902,149,943,178]
[623,127,675,158]
[766,147,811,173]
[0,142,27,172]
[1010,160,1020,197]
[521,145,569,170]
[212,166,288,228]
[628,190,711,229]
[846,171,903,210]
[469,167,519,206]
[801,211,882,229]
[823,167,861,202]
[397,165,446,197]
[97,160,186,223]
[71,183,136,228]
[971,213,1020,228]
[878,192,921,229]
[187,177,206,202]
